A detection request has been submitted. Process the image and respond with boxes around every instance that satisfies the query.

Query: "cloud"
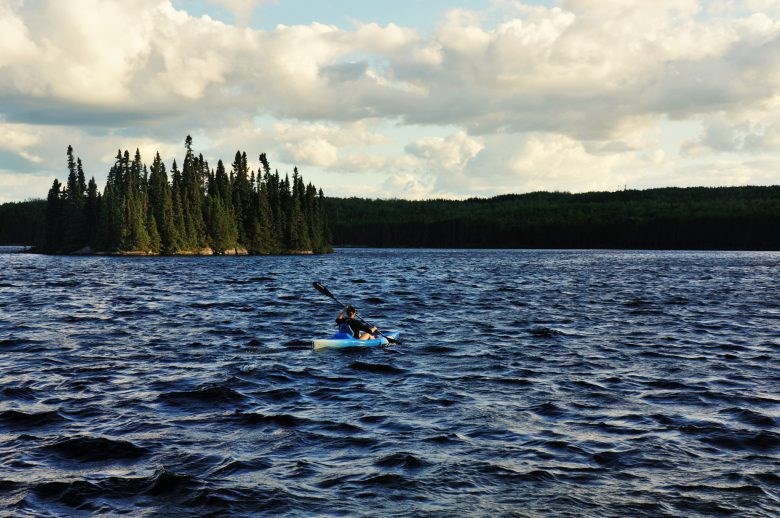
[0,170,52,203]
[406,131,484,187]
[0,2,37,68]
[206,0,275,27]
[0,121,42,164]
[680,97,780,156]
[3,1,780,135]
[0,0,779,201]
[400,130,672,197]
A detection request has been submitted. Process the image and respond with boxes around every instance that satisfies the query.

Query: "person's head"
[346,305,357,317]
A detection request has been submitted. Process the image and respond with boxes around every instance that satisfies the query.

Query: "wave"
[0,409,66,429]
[717,407,776,428]
[348,361,406,375]
[0,338,46,351]
[229,411,309,428]
[527,325,567,338]
[1,386,37,400]
[374,452,428,469]
[358,473,415,489]
[40,435,147,462]
[157,385,248,407]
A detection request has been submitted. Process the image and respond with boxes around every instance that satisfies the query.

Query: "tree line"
[325,186,780,250]
[0,199,46,246]
[37,136,331,254]
[3,182,778,251]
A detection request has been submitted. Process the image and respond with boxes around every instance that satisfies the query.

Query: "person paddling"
[336,305,377,340]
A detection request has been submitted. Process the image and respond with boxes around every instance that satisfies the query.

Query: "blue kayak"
[312,326,400,351]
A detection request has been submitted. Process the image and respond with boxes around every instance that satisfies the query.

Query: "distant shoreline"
[6,245,777,254]
[3,185,779,251]
[13,245,320,256]
[325,185,780,251]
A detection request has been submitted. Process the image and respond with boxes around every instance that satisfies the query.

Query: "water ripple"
[1,246,778,515]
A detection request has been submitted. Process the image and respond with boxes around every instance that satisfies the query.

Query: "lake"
[1,247,778,516]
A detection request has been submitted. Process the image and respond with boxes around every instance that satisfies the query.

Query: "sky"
[1,0,780,203]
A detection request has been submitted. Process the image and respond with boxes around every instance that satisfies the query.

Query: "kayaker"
[336,305,377,340]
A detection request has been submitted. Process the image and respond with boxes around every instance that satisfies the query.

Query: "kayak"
[312,328,400,351]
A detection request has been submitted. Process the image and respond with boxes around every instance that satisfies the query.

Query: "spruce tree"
[147,213,162,254]
[170,160,187,251]
[45,179,63,252]
[317,188,333,252]
[76,158,87,198]
[61,146,88,251]
[263,168,281,250]
[289,168,311,251]
[305,182,324,252]
[65,145,79,202]
[98,151,126,251]
[180,136,206,249]
[149,152,179,254]
[215,160,231,201]
[231,150,252,246]
[251,176,274,253]
[122,149,150,252]
[259,153,271,176]
[213,159,239,251]
[84,177,99,246]
[207,196,238,254]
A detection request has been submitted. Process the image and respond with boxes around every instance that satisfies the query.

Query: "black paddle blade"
[313,281,335,300]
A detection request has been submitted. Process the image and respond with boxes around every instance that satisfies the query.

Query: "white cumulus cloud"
[0,0,779,200]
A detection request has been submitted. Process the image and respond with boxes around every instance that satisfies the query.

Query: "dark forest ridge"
[2,185,779,250]
[324,186,780,250]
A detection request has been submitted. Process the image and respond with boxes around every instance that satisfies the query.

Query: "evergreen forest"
[27,136,332,255]
[2,175,778,251]
[325,186,780,250]
[0,199,45,246]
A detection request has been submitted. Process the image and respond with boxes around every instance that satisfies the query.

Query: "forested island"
[1,137,332,255]
[325,186,780,250]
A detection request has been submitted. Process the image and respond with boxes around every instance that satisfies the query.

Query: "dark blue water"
[1,247,778,516]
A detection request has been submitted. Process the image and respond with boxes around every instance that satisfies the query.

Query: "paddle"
[312,281,400,345]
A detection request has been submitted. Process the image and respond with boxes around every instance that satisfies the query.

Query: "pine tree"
[215,160,230,200]
[122,149,150,251]
[61,146,87,251]
[317,188,333,252]
[147,213,161,254]
[263,168,281,249]
[170,159,186,250]
[305,182,324,252]
[65,145,79,203]
[279,172,292,249]
[289,168,311,251]
[84,177,99,246]
[45,179,63,252]
[207,196,238,254]
[181,136,206,249]
[251,176,274,253]
[149,152,179,254]
[77,158,87,198]
[231,150,252,246]
[212,159,239,251]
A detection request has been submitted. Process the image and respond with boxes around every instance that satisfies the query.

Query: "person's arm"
[336,308,348,323]
[357,320,377,335]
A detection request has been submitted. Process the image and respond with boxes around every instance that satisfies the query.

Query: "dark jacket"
[336,316,373,338]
